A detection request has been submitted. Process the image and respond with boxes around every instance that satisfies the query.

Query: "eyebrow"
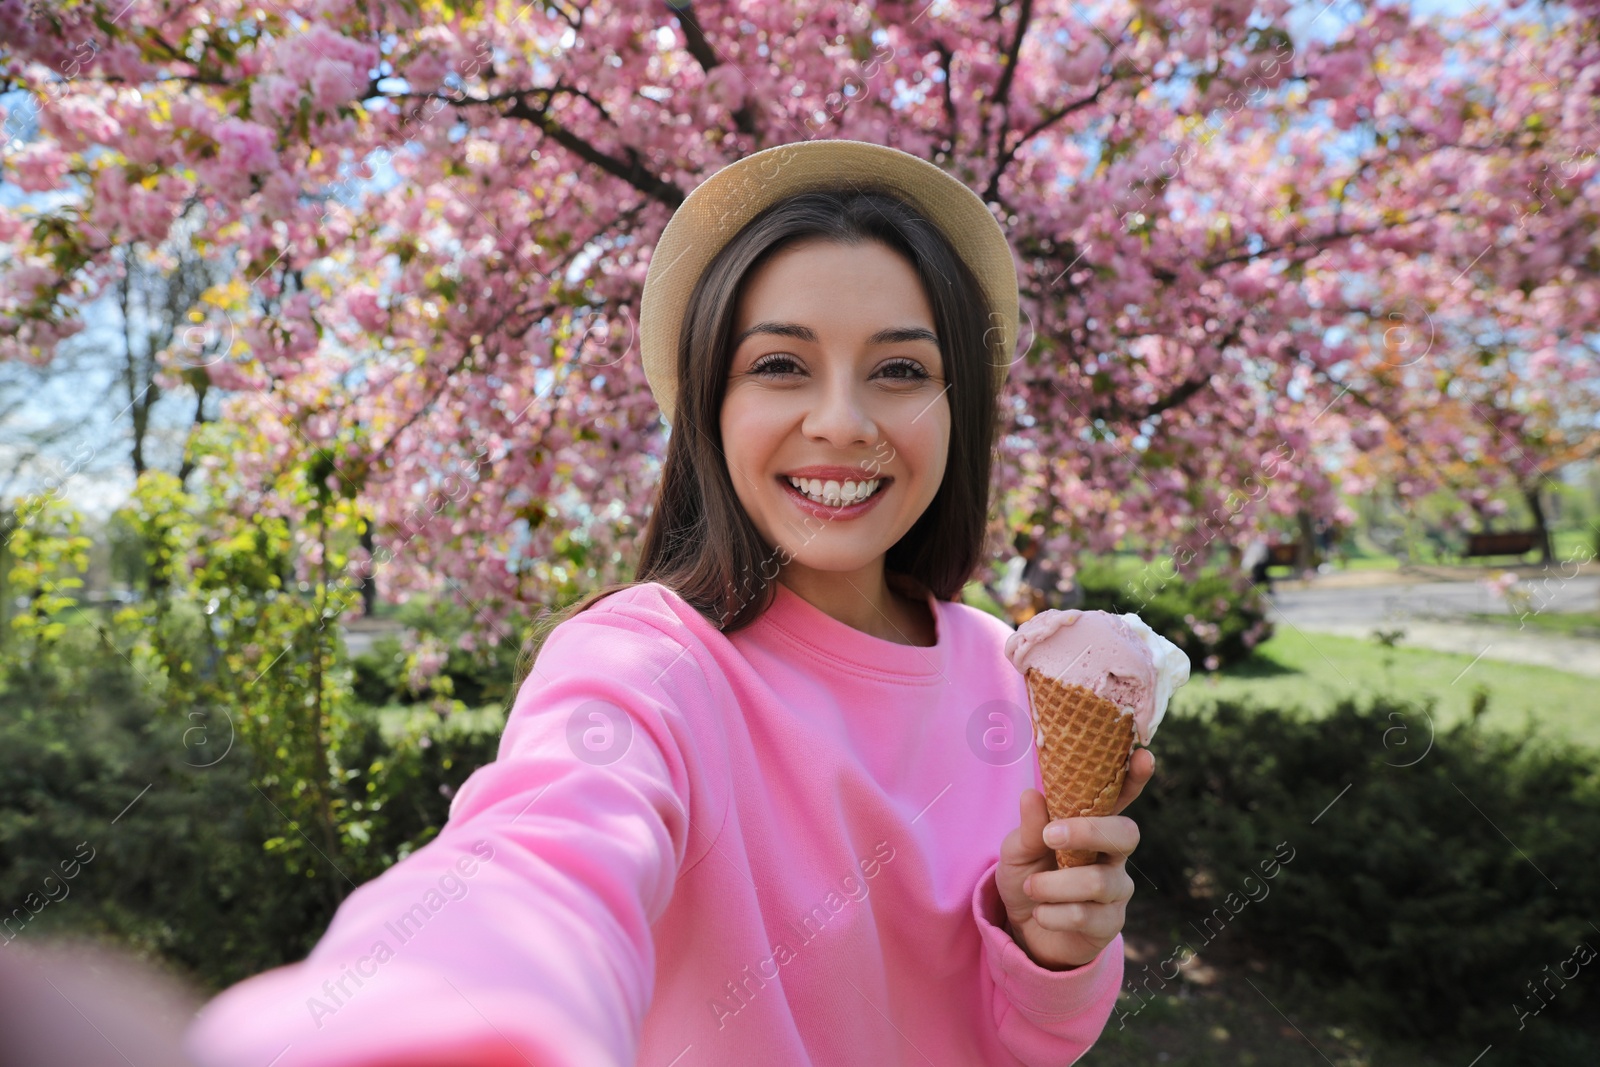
[732,321,941,350]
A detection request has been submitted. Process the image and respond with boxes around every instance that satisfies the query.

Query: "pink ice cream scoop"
[1002,609,1190,747]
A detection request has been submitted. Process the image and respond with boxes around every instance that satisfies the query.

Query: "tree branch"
[1200,206,1466,271]
[664,0,758,136]
[932,40,959,158]
[989,0,1033,124]
[500,91,685,207]
[984,77,1110,205]
[977,0,1034,205]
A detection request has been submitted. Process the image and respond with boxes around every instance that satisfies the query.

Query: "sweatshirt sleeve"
[184,599,728,1067]
[969,860,1124,1067]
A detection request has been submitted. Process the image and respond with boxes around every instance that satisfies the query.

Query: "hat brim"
[638,139,1019,427]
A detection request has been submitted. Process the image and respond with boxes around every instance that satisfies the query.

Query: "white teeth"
[786,476,881,505]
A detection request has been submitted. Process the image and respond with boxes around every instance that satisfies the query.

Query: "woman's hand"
[994,748,1155,971]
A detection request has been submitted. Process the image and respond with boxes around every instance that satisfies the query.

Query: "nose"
[799,368,879,447]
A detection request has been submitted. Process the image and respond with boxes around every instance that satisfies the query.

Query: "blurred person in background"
[988,529,1082,625]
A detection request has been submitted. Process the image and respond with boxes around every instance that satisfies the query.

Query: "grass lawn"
[1171,625,1600,749]
[1554,525,1600,561]
[1327,553,1401,572]
[1466,609,1600,639]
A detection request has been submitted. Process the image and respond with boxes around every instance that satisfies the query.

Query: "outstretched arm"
[185,602,727,1067]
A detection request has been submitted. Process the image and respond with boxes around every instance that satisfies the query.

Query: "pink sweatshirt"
[185,580,1123,1067]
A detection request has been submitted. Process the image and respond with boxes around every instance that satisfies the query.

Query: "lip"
[776,473,891,520]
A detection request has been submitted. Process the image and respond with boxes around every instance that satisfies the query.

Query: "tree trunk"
[1523,483,1554,563]
[1296,506,1318,574]
[359,519,377,617]
[0,505,13,652]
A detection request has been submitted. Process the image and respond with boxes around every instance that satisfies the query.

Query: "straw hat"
[638,139,1020,426]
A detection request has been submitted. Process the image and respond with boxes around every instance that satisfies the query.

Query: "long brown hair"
[512,185,1006,690]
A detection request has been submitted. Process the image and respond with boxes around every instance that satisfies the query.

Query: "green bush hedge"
[1136,693,1600,1050]
[349,597,520,710]
[1073,556,1273,671]
[0,622,505,993]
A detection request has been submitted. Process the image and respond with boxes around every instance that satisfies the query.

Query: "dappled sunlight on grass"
[1171,627,1600,749]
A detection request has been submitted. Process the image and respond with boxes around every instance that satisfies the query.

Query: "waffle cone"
[1023,666,1136,869]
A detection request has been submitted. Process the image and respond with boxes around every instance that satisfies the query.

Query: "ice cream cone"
[1023,665,1136,869]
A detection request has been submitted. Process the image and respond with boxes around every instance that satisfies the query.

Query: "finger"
[1028,900,1126,940]
[1002,788,1053,868]
[1025,863,1134,905]
[1111,747,1156,815]
[1047,815,1140,860]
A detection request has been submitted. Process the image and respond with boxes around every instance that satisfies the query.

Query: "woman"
[185,139,1153,1067]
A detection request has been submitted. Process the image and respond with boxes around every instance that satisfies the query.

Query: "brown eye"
[751,355,801,377]
[879,359,930,381]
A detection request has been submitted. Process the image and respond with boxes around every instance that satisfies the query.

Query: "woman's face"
[720,237,951,580]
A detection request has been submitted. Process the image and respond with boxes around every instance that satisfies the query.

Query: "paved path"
[1264,567,1600,676]
[341,618,408,658]
[1268,573,1599,626]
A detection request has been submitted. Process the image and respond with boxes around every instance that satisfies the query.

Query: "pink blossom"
[1306,47,1365,103]
[703,65,748,115]
[0,0,38,52]
[1483,571,1520,599]
[101,41,149,83]
[216,118,277,175]
[205,361,267,392]
[258,169,301,219]
[202,118,279,200]
[39,94,118,150]
[5,263,56,303]
[1058,36,1109,84]
[310,57,367,114]
[249,74,304,126]
[346,288,386,333]
[273,24,377,102]
[9,142,70,191]
[1,0,1596,641]
[125,182,173,244]
[403,50,452,95]
[0,208,26,243]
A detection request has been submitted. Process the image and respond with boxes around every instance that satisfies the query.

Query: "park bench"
[1463,530,1540,558]
[1266,542,1302,566]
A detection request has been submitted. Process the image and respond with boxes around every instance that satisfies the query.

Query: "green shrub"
[1136,694,1600,1046]
[351,633,410,705]
[349,596,520,709]
[3,466,515,995]
[1074,556,1273,671]
[336,704,506,869]
[0,624,327,990]
[0,611,505,994]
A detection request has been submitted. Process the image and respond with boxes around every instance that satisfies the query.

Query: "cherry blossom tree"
[2,0,1597,639]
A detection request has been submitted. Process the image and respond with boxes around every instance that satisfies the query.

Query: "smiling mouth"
[779,475,890,507]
